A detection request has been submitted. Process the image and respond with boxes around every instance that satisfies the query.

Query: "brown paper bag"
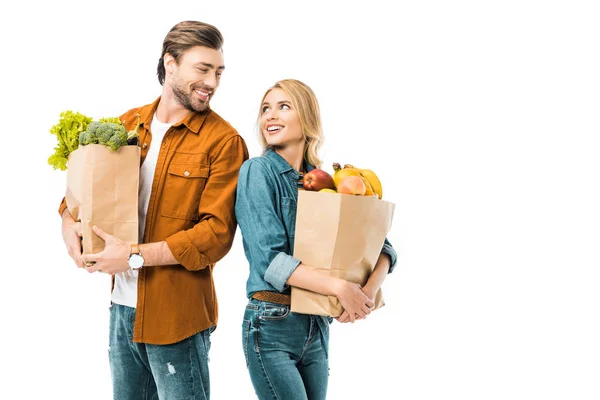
[291,191,395,317]
[65,144,140,254]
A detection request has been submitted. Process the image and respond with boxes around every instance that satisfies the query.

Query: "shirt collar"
[264,148,315,176]
[139,96,209,134]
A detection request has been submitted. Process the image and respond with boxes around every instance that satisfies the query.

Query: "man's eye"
[197,68,209,73]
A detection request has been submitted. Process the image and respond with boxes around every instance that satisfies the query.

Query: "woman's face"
[260,88,304,150]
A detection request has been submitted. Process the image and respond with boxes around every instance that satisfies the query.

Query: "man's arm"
[81,134,249,274]
[164,135,249,270]
[80,225,176,274]
[60,207,85,269]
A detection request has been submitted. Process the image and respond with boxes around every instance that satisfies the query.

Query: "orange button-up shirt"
[59,97,249,344]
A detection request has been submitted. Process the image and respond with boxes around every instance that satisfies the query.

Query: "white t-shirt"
[111,113,172,308]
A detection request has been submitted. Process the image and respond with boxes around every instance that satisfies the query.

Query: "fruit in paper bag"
[337,175,366,195]
[344,164,383,199]
[303,168,336,191]
[332,162,361,187]
[341,164,376,196]
[319,188,337,194]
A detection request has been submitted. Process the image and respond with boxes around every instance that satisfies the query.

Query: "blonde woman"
[235,79,397,399]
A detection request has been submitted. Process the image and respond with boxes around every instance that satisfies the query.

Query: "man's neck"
[155,91,192,125]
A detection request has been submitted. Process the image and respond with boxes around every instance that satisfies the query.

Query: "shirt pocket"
[281,197,297,239]
[161,163,210,221]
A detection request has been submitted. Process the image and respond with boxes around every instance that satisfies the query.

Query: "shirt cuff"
[264,252,302,292]
[381,241,398,273]
[58,197,68,217]
[165,230,212,271]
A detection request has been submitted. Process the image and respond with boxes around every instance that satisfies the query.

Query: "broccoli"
[77,118,132,151]
[96,123,114,145]
[108,129,128,151]
[79,130,98,145]
[79,121,101,145]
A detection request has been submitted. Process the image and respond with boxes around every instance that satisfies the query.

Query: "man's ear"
[164,53,176,74]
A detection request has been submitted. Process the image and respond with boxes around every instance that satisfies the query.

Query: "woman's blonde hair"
[258,79,324,168]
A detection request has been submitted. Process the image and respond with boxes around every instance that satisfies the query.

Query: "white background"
[1,0,599,399]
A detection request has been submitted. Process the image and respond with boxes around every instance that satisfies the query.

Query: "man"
[59,20,248,399]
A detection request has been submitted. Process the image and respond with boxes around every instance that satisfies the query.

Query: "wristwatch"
[128,244,145,270]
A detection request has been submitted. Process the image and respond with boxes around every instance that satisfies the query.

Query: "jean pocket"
[242,319,250,367]
[202,328,212,356]
[260,304,290,321]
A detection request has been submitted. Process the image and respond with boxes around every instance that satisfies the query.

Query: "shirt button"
[184,170,190,177]
[142,143,148,149]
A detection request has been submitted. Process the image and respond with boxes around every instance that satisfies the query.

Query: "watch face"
[128,254,144,269]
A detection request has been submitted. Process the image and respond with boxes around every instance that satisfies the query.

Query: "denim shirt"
[235,149,397,299]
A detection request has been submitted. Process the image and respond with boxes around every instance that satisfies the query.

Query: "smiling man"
[59,21,248,399]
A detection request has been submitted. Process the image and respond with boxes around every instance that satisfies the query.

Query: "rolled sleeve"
[165,230,212,270]
[381,237,398,273]
[264,252,302,292]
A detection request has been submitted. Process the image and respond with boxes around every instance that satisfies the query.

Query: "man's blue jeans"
[242,298,330,400]
[109,304,214,400]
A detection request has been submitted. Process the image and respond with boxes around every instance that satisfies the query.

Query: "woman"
[235,79,397,399]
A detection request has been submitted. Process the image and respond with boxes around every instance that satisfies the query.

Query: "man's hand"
[61,212,84,268]
[333,280,374,323]
[80,226,130,275]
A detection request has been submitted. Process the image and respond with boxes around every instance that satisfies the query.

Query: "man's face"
[167,46,225,112]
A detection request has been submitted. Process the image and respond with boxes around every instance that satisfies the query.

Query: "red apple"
[303,168,336,191]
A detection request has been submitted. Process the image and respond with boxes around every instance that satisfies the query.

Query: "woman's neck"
[273,145,305,173]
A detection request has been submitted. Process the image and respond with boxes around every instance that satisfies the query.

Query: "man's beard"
[171,80,210,113]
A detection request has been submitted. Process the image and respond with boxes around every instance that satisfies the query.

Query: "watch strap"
[131,243,141,256]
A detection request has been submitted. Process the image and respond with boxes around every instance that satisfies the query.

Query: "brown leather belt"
[251,291,291,306]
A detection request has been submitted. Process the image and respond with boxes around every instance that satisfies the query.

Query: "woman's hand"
[333,280,374,323]
[336,285,377,323]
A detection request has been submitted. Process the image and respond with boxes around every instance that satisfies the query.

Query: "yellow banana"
[332,162,361,187]
[344,164,383,199]
[361,176,376,196]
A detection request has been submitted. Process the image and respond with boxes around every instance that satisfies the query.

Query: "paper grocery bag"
[65,144,140,254]
[291,191,395,317]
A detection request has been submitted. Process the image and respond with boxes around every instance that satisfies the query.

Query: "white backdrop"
[1,1,599,399]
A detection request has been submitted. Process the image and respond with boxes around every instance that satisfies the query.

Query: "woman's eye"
[281,104,290,110]
[262,106,270,113]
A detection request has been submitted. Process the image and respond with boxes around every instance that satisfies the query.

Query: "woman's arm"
[336,251,393,323]
[287,263,374,322]
[362,252,392,300]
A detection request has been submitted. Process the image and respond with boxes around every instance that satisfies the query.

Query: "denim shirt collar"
[264,148,315,177]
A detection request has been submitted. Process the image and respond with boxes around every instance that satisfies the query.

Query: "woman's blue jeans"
[109,303,214,400]
[242,298,331,400]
